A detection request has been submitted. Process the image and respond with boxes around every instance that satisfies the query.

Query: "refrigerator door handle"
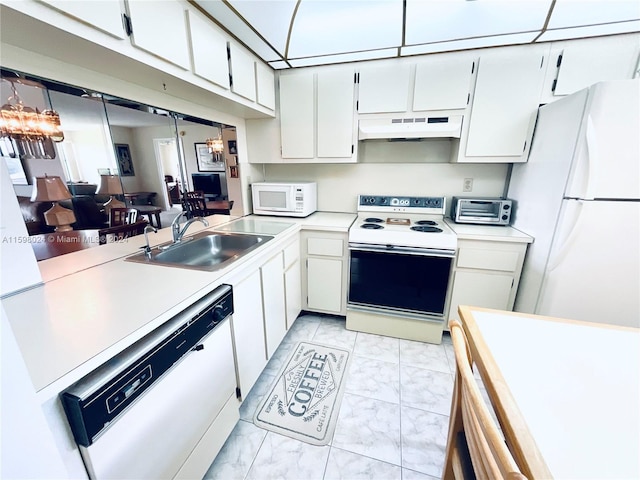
[584,115,597,200]
[547,200,584,272]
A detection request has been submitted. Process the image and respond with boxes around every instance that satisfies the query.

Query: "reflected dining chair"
[98,220,148,245]
[443,320,527,480]
[182,191,208,218]
[109,207,139,227]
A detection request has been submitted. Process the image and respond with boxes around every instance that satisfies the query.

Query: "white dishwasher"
[61,284,239,479]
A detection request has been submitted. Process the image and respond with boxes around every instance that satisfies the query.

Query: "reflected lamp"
[31,175,76,232]
[97,174,125,214]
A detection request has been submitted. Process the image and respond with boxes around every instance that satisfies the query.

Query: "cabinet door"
[358,63,411,113]
[261,252,286,358]
[127,0,190,69]
[317,69,355,158]
[553,40,640,96]
[448,271,513,322]
[284,260,302,329]
[41,0,125,38]
[307,257,343,314]
[465,47,546,157]
[229,44,257,102]
[187,10,229,89]
[280,72,314,158]
[256,62,276,110]
[413,57,474,111]
[231,270,267,396]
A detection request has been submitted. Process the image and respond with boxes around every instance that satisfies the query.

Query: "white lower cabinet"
[302,231,349,315]
[230,269,267,398]
[261,251,287,358]
[283,239,302,329]
[447,239,528,323]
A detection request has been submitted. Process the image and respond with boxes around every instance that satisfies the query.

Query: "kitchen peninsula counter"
[1,212,356,395]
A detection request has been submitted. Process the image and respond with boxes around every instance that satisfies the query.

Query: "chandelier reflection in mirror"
[0,77,64,159]
[205,127,224,161]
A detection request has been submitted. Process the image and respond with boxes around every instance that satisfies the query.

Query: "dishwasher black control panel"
[61,284,233,447]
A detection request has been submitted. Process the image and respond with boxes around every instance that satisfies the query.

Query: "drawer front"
[457,248,519,272]
[307,237,344,257]
[283,239,300,269]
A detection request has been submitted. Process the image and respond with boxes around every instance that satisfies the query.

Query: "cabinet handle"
[122,14,133,36]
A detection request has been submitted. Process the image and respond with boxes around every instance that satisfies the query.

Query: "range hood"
[358,115,463,140]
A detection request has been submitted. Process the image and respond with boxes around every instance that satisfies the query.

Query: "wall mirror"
[0,68,237,261]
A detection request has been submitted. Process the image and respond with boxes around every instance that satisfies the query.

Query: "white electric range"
[346,195,458,344]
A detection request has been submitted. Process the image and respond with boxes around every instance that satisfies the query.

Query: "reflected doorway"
[153,138,184,207]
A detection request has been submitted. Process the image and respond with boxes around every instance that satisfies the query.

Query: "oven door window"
[348,249,452,316]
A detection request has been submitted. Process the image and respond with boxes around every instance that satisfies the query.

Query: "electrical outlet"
[463,178,473,192]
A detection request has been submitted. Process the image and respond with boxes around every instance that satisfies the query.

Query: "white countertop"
[1,212,355,395]
[251,211,357,232]
[444,219,533,243]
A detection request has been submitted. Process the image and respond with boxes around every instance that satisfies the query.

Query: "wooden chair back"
[443,320,527,480]
[98,220,148,245]
[109,207,139,227]
[182,191,207,218]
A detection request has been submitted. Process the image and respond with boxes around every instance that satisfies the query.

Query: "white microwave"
[251,182,317,217]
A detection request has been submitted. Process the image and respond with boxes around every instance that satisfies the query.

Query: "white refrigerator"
[508,79,640,328]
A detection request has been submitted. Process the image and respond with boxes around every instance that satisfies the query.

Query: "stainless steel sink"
[126,231,274,271]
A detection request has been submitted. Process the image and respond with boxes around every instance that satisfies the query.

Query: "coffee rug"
[254,341,351,446]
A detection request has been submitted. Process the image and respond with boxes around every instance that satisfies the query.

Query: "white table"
[458,306,640,479]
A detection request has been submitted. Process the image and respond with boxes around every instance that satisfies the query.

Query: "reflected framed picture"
[195,143,225,172]
[228,140,237,155]
[115,143,135,176]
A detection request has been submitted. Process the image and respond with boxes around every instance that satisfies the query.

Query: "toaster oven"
[451,197,513,225]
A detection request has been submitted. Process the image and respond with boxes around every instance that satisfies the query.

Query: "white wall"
[264,145,509,213]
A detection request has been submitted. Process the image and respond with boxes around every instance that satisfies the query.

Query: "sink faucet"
[171,213,209,244]
[142,224,158,259]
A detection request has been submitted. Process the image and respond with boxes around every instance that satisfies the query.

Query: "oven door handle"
[349,243,456,258]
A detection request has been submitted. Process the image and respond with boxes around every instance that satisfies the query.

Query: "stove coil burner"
[415,220,438,226]
[410,225,443,233]
[361,223,384,229]
[364,217,384,223]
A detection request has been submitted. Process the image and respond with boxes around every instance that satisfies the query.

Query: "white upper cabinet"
[280,72,315,158]
[186,10,229,89]
[229,44,257,102]
[40,0,125,38]
[126,0,190,69]
[413,56,475,111]
[358,63,411,113]
[541,34,640,103]
[317,69,356,158]
[457,45,547,162]
[279,67,356,162]
[255,62,276,110]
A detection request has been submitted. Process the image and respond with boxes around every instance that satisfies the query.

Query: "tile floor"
[204,314,461,480]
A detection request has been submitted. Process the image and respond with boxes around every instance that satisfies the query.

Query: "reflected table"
[124,192,157,205]
[30,230,101,261]
[133,205,162,228]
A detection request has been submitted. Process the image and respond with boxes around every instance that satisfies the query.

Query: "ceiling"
[191,0,640,69]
